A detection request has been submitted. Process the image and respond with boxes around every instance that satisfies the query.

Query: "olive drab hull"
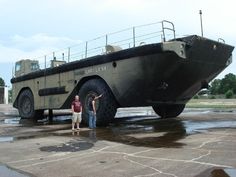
[113,35,234,107]
[11,35,234,109]
[11,35,234,122]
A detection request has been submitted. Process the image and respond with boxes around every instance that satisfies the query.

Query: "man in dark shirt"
[71,95,82,131]
[88,94,102,129]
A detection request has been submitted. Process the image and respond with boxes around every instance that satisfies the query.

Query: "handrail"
[161,20,176,42]
[218,38,225,43]
[19,20,177,73]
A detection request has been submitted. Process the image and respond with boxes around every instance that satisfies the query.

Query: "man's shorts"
[72,112,82,123]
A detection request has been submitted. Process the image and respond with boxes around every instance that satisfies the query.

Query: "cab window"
[15,63,21,72]
[31,63,39,71]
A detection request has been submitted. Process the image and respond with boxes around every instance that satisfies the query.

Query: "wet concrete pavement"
[0,105,236,177]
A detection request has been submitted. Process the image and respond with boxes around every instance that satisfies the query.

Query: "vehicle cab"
[14,59,39,77]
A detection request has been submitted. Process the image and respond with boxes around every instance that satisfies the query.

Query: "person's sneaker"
[72,128,75,131]
[77,128,80,131]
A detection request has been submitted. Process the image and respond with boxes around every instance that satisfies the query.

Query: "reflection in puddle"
[2,115,236,149]
[4,117,21,124]
[3,115,71,126]
[184,120,236,134]
[77,119,187,148]
[184,108,236,114]
[77,118,236,148]
[0,136,13,142]
[115,108,155,118]
[224,169,236,177]
[1,108,236,148]
[0,165,31,177]
[196,168,236,177]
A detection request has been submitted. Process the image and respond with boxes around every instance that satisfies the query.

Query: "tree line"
[0,77,5,86]
[209,73,236,97]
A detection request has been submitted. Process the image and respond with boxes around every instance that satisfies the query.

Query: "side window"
[31,63,39,71]
[15,63,21,72]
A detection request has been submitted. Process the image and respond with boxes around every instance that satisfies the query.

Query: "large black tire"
[18,89,35,119]
[152,104,185,118]
[79,79,117,126]
[18,89,44,119]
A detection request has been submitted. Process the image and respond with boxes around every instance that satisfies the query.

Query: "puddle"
[115,108,155,118]
[195,167,236,177]
[0,164,32,177]
[70,118,188,148]
[2,114,236,149]
[184,108,236,113]
[223,169,236,177]
[74,117,236,148]
[4,117,21,124]
[50,115,71,124]
[2,115,71,126]
[40,140,93,152]
[0,136,14,142]
[1,108,236,148]
[184,120,236,134]
[0,134,51,143]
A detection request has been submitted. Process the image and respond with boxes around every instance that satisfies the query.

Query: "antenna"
[199,10,204,37]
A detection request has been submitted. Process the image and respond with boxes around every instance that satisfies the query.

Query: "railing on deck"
[26,20,176,70]
[218,38,225,43]
[161,20,176,42]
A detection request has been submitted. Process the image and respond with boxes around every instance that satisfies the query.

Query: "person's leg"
[89,111,93,129]
[93,114,96,128]
[72,113,76,130]
[76,119,80,129]
[76,113,81,130]
[72,122,75,130]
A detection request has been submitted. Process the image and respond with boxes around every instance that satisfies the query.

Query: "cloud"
[0,33,82,86]
[11,34,80,51]
[0,34,81,63]
[0,0,235,81]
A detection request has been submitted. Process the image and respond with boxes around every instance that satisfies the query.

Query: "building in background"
[0,86,8,104]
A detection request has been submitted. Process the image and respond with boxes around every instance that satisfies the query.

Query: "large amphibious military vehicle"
[11,21,234,125]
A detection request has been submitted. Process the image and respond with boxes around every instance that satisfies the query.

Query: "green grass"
[186,99,236,109]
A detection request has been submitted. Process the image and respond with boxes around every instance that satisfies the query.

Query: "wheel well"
[79,76,119,106]
[61,75,120,109]
[13,87,32,108]
[76,76,102,90]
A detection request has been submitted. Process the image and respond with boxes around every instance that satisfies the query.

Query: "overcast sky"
[0,0,236,86]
